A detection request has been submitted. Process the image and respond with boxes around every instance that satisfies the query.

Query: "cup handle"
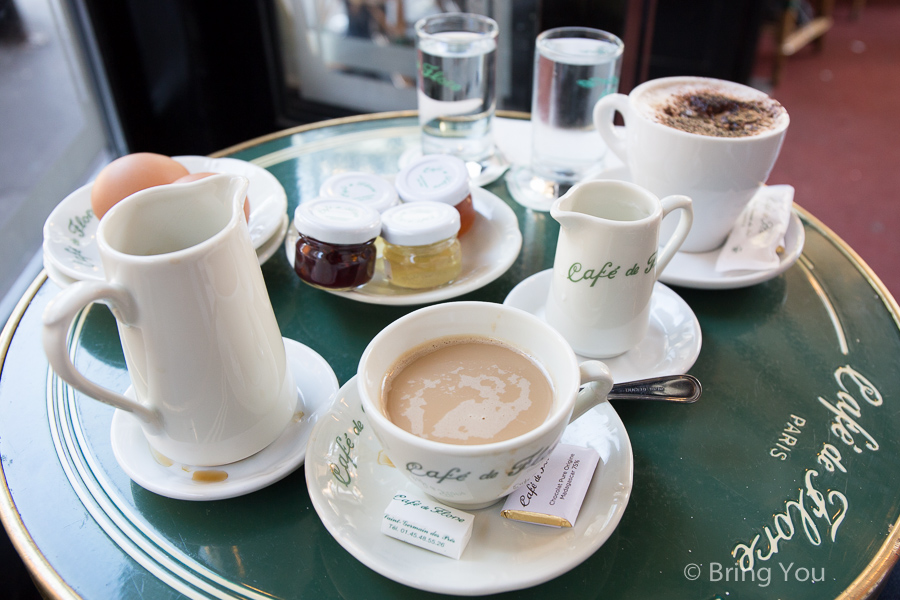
[42,281,161,429]
[570,360,615,422]
[593,93,631,163]
[656,195,694,275]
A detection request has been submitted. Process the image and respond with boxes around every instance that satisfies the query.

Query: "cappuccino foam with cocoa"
[382,336,553,445]
[637,80,787,138]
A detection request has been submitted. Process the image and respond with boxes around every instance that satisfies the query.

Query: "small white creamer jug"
[545,179,693,358]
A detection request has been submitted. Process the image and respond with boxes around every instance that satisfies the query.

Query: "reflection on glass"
[276,1,514,116]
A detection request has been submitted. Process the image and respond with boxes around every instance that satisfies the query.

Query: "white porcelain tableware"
[284,187,523,305]
[594,76,789,252]
[305,376,633,595]
[546,179,692,358]
[41,155,288,284]
[357,301,614,509]
[111,338,338,500]
[43,175,296,467]
[505,270,701,382]
[584,164,806,289]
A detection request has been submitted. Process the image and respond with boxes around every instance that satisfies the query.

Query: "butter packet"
[500,444,600,528]
[382,491,474,559]
[715,184,794,272]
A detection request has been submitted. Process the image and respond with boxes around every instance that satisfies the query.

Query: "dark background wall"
[78,0,767,157]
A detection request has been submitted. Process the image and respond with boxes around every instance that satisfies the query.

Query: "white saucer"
[305,376,633,596]
[585,165,806,290]
[503,269,701,383]
[43,259,77,289]
[110,338,338,501]
[285,187,523,306]
[42,155,289,283]
[399,146,510,187]
[255,213,289,266]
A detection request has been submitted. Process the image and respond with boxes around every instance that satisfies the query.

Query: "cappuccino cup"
[357,301,614,509]
[594,76,789,252]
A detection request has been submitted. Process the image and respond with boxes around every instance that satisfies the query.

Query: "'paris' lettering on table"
[731,366,881,571]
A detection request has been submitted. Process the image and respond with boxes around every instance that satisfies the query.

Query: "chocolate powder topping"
[656,90,783,138]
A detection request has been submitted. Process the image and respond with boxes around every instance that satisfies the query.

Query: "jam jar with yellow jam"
[319,171,401,214]
[394,155,476,236]
[380,201,462,289]
[293,198,381,290]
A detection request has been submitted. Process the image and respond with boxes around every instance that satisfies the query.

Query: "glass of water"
[506,27,624,211]
[413,13,507,185]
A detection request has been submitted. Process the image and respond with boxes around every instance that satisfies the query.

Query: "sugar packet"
[715,185,794,272]
[382,491,474,559]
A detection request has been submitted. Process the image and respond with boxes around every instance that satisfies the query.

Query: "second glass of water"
[507,27,624,211]
[414,13,505,183]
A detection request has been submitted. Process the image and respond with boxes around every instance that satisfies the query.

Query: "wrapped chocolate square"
[501,444,600,527]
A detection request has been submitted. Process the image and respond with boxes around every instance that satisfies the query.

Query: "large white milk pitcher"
[545,180,693,358]
[43,174,296,466]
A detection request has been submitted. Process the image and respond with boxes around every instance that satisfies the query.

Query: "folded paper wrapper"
[715,185,795,273]
[500,444,600,528]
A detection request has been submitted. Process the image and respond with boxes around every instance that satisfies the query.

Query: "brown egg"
[91,153,189,219]
[173,172,251,223]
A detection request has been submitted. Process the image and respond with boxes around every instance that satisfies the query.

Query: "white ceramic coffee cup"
[43,174,296,467]
[357,301,614,509]
[594,76,788,253]
[546,179,693,358]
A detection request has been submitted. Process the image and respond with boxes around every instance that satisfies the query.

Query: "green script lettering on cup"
[406,463,470,484]
[507,445,552,478]
[567,262,618,286]
[329,419,365,487]
[643,251,658,274]
[420,62,463,92]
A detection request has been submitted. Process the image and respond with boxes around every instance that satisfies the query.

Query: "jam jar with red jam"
[293,198,382,290]
[394,154,476,236]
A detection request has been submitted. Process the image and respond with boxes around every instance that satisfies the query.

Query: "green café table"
[2,111,899,599]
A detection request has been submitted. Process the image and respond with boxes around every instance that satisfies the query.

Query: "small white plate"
[110,338,338,501]
[305,376,633,596]
[585,165,805,290]
[503,269,701,383]
[42,156,288,283]
[285,187,523,306]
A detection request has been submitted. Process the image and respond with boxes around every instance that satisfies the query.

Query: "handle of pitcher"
[42,280,161,429]
[656,195,694,275]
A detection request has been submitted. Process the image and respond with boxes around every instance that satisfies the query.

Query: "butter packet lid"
[382,491,474,559]
[715,184,794,273]
[500,443,600,528]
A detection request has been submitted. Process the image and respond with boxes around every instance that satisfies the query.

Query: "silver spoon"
[607,374,701,403]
